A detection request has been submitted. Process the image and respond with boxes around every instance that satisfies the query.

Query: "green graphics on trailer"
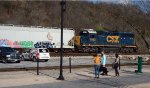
[0,39,34,48]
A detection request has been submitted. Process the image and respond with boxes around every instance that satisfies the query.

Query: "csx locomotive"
[74,29,137,53]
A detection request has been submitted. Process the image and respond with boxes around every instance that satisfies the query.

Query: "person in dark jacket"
[114,53,120,76]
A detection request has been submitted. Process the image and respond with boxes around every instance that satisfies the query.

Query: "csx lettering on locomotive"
[107,36,120,43]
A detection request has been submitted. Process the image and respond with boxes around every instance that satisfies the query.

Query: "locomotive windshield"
[80,32,88,37]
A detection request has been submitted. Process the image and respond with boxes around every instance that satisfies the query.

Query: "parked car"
[0,47,21,63]
[21,49,31,61]
[21,48,50,62]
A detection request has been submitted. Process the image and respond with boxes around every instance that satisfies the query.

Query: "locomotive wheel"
[93,47,98,53]
[129,48,133,53]
[121,48,125,53]
[82,47,88,53]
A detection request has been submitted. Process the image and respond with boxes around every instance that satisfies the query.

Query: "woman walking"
[114,53,120,76]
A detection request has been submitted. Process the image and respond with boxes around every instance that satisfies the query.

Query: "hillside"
[0,1,150,53]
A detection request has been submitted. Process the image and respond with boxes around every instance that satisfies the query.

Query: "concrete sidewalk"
[0,65,150,88]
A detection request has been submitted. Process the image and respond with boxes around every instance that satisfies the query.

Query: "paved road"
[0,65,150,88]
[0,56,139,69]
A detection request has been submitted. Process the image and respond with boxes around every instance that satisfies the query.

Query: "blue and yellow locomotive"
[74,29,137,53]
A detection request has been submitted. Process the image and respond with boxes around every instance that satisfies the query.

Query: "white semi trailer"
[0,24,75,51]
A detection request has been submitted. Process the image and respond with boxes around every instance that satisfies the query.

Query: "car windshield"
[39,49,49,53]
[1,47,14,52]
[24,49,30,53]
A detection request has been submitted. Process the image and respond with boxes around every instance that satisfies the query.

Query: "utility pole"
[57,0,66,80]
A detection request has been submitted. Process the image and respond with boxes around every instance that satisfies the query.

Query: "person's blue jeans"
[94,65,100,78]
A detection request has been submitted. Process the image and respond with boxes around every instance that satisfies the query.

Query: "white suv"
[30,48,50,62]
[22,48,50,62]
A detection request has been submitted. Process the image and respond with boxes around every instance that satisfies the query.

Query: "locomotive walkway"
[0,65,149,88]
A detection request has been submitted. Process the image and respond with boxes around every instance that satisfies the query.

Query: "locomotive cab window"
[80,32,88,37]
[80,33,88,37]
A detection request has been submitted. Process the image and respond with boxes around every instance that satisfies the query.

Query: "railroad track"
[50,52,150,57]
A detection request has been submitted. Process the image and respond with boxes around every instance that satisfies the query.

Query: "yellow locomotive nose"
[74,36,81,46]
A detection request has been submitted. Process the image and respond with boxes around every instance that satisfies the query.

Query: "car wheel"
[16,61,20,63]
[2,58,7,64]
